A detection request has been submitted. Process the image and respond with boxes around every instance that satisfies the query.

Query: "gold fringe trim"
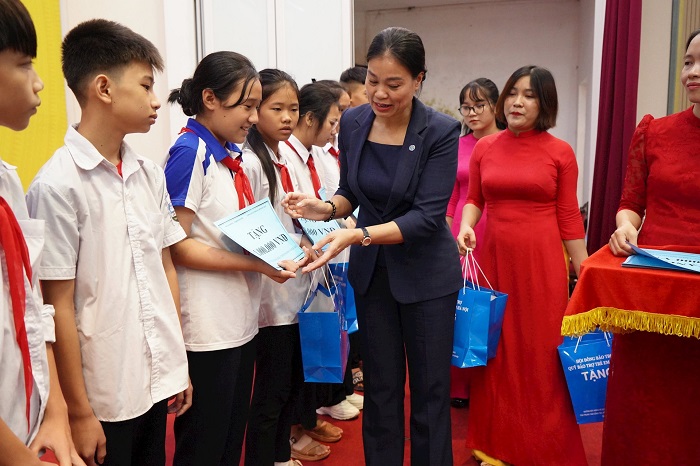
[562,307,700,339]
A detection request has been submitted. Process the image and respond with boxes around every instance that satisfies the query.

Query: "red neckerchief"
[272,158,295,194]
[0,197,34,431]
[285,140,321,199]
[180,127,254,209]
[328,146,340,169]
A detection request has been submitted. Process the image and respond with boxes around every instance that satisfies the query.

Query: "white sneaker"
[345,393,364,410]
[316,399,360,420]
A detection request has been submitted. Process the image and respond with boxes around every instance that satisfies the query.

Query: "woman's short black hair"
[168,51,258,117]
[366,27,427,81]
[496,65,558,131]
[0,0,37,57]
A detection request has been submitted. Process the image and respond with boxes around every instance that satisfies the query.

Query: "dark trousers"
[355,265,456,466]
[245,324,304,465]
[349,330,362,369]
[343,343,356,396]
[173,339,256,466]
[100,399,167,466]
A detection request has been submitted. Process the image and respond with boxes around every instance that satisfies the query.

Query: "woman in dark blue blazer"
[284,27,462,466]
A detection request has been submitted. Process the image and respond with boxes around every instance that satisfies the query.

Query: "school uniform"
[279,134,323,198]
[312,141,340,197]
[26,126,189,466]
[311,141,361,399]
[163,118,260,465]
[279,136,349,427]
[0,158,53,446]
[242,142,311,465]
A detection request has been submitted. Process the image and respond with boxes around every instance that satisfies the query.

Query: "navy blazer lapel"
[383,98,428,217]
[348,107,383,220]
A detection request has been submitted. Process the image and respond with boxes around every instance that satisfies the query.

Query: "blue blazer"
[336,98,463,304]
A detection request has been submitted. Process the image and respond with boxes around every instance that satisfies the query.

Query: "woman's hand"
[283,192,331,221]
[456,225,477,255]
[264,247,311,283]
[302,229,361,273]
[609,221,638,256]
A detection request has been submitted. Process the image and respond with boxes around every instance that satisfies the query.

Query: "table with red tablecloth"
[561,245,700,465]
[562,245,700,338]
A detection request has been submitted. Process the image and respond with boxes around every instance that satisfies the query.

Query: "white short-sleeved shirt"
[164,119,260,351]
[0,159,53,445]
[242,142,310,327]
[280,135,323,199]
[26,126,189,422]
[312,142,340,198]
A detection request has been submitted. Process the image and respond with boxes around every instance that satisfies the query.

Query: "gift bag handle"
[302,269,319,305]
[572,330,613,353]
[465,249,495,291]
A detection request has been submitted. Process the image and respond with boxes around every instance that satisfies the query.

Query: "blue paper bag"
[452,252,508,368]
[298,275,349,383]
[327,261,358,334]
[558,330,612,424]
[452,281,508,367]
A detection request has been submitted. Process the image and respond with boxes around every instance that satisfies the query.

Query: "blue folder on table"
[622,245,700,274]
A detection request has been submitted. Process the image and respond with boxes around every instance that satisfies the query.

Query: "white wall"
[59,0,354,165]
[355,0,592,201]
[637,0,673,121]
[201,0,354,86]
[59,0,195,165]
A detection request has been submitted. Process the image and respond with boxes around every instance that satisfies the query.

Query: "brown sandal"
[290,428,331,462]
[305,419,342,443]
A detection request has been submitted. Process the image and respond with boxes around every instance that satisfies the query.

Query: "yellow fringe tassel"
[561,307,700,339]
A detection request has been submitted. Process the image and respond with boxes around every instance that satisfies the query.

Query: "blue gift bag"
[452,252,508,368]
[558,330,612,424]
[328,261,358,334]
[298,271,350,383]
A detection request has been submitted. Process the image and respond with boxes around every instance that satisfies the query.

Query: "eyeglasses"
[458,104,487,116]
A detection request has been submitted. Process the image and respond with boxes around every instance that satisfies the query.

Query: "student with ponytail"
[279,81,341,201]
[242,69,328,466]
[163,52,301,466]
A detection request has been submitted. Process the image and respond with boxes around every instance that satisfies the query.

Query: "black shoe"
[450,398,469,409]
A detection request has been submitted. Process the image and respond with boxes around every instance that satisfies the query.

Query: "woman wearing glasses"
[446,79,503,409]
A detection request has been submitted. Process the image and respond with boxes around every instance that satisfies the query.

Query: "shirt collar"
[0,158,15,180]
[65,124,144,177]
[186,118,241,162]
[287,134,310,163]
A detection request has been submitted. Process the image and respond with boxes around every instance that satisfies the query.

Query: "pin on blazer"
[337,98,463,304]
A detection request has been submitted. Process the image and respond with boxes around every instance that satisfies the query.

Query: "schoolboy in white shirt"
[0,1,83,465]
[26,19,190,466]
[339,66,369,108]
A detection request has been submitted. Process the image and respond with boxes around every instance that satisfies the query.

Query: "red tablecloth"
[562,245,700,338]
